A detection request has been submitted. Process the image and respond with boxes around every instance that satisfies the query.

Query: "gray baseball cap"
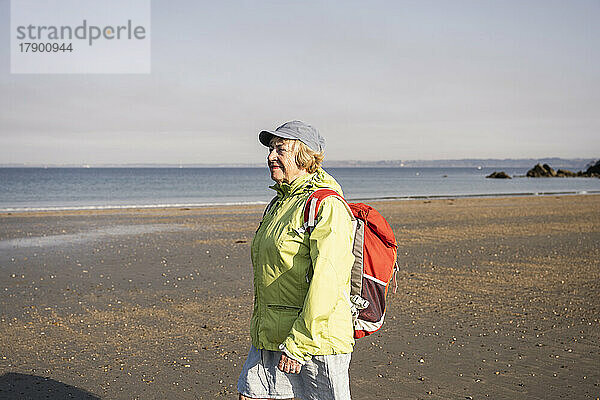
[259,120,325,153]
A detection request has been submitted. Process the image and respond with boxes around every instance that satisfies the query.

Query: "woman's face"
[267,139,305,184]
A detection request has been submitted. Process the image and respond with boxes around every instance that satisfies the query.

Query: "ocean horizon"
[1,167,598,212]
[0,156,595,169]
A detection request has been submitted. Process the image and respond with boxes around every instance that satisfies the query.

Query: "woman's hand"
[278,353,302,374]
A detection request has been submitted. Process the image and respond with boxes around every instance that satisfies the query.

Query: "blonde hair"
[269,137,324,173]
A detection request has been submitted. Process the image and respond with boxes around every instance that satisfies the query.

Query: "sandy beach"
[0,195,598,399]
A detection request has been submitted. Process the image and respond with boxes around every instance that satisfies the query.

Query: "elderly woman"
[237,121,356,400]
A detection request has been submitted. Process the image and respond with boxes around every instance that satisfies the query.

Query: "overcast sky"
[1,0,598,165]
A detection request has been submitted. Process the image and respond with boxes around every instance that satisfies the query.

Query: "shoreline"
[2,190,599,214]
[1,194,599,399]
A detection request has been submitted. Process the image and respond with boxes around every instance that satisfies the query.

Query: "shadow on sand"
[0,373,101,399]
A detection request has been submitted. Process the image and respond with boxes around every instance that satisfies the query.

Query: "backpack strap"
[301,189,353,235]
[301,188,357,312]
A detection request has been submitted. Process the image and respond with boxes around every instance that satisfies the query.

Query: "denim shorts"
[237,345,351,400]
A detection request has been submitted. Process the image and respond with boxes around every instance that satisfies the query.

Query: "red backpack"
[303,189,398,339]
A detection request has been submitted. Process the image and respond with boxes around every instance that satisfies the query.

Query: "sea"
[0,167,598,212]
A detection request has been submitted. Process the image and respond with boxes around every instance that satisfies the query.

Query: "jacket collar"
[269,171,316,198]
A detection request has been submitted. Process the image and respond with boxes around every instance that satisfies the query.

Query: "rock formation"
[556,169,577,177]
[583,160,600,177]
[526,160,599,178]
[526,163,557,177]
[486,171,511,179]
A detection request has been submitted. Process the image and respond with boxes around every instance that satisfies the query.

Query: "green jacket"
[250,168,355,362]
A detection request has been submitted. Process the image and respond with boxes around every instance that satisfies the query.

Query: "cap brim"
[258,130,298,147]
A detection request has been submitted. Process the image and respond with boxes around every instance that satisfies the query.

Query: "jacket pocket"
[266,304,302,342]
[267,304,302,312]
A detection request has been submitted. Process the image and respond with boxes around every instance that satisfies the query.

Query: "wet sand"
[0,195,599,399]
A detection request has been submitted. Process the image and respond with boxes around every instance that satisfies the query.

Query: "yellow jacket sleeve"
[282,196,355,361]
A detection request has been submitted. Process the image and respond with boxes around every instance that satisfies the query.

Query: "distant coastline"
[0,157,595,169]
